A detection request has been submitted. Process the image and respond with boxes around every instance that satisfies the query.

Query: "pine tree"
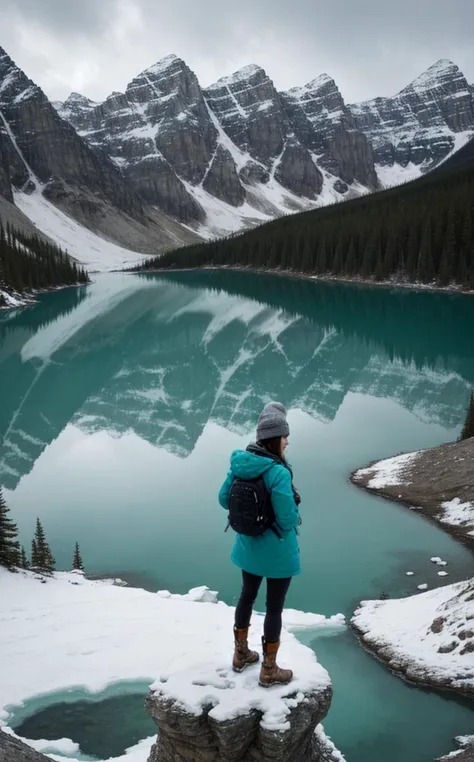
[72,542,84,572]
[20,546,29,569]
[31,538,39,567]
[32,518,56,574]
[0,486,21,569]
[460,393,474,441]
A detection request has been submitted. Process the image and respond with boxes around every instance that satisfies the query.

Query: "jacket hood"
[230,448,277,479]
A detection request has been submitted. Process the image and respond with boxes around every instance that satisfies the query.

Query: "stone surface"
[146,684,333,762]
[0,731,51,762]
[202,144,246,205]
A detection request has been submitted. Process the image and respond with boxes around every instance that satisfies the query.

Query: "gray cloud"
[0,0,473,104]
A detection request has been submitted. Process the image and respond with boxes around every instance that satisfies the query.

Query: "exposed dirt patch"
[351,438,474,551]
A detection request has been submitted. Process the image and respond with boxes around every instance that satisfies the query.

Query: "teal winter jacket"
[219,448,301,578]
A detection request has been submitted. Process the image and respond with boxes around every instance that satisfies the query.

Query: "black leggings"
[235,570,292,643]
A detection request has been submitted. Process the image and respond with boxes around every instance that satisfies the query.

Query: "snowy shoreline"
[0,569,346,762]
[352,579,474,699]
[0,282,89,312]
[349,437,474,723]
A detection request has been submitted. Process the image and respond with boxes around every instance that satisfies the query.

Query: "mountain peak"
[64,91,97,106]
[143,54,185,78]
[212,64,268,89]
[285,73,337,101]
[403,59,462,93]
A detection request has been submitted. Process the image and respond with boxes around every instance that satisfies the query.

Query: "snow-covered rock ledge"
[352,579,474,697]
[0,569,345,762]
[146,679,333,762]
[351,438,474,550]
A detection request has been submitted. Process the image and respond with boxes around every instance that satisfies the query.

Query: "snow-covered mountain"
[55,55,474,239]
[1,45,473,264]
[0,47,197,270]
[349,59,474,186]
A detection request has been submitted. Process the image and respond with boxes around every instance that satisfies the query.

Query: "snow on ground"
[354,451,420,489]
[352,578,474,693]
[439,498,474,535]
[0,289,29,309]
[13,191,148,272]
[445,736,474,759]
[0,569,345,761]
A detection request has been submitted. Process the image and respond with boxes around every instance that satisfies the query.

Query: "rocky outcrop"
[202,144,246,205]
[349,60,474,172]
[274,139,323,197]
[146,685,333,762]
[0,731,50,762]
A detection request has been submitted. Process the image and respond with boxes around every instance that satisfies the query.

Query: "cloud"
[0,0,473,104]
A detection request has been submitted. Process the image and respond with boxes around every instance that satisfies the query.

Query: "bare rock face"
[282,74,378,189]
[202,144,246,206]
[204,65,287,165]
[274,140,323,198]
[146,684,333,762]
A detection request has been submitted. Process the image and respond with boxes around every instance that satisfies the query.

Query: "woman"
[219,402,301,687]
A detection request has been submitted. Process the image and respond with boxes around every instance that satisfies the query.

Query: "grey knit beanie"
[256,402,290,441]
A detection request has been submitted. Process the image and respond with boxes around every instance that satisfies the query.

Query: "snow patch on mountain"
[14,191,148,272]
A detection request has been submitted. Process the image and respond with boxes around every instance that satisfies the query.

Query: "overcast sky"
[0,0,473,104]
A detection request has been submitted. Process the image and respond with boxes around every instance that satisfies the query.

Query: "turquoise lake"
[1,271,474,761]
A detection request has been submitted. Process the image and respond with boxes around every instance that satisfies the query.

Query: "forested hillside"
[137,140,474,290]
[0,223,89,307]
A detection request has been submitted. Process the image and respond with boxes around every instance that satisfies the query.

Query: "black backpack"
[226,475,281,538]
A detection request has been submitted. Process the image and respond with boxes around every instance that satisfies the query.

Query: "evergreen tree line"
[0,486,84,573]
[0,221,89,305]
[138,154,474,290]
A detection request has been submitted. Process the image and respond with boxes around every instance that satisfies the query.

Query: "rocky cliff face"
[282,74,378,189]
[0,47,197,254]
[57,56,474,238]
[349,60,474,176]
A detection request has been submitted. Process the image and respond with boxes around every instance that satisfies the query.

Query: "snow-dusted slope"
[14,190,149,272]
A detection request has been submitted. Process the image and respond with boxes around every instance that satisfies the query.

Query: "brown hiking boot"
[259,638,293,687]
[232,626,259,673]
